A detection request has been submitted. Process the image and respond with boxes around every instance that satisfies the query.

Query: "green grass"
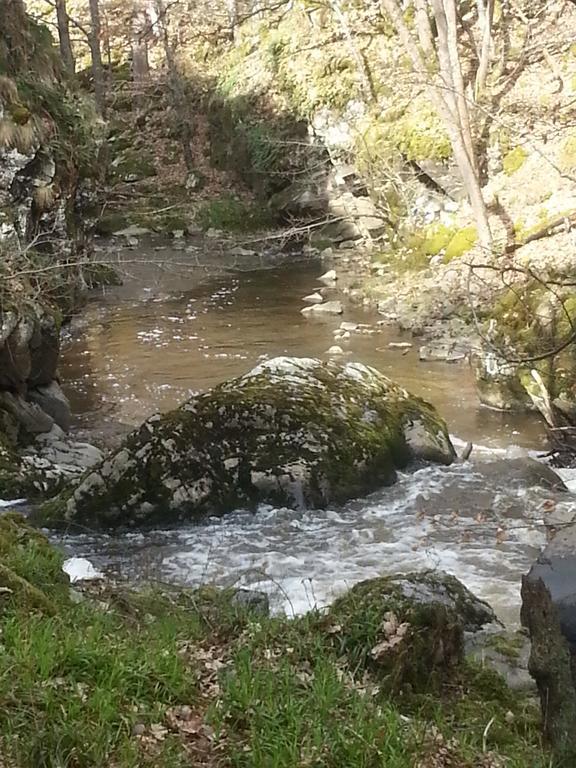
[0,514,553,767]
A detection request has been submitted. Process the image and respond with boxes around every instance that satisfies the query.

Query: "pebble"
[388,342,413,349]
[301,300,343,316]
[302,292,324,304]
[319,269,337,283]
[340,321,358,332]
[326,345,344,355]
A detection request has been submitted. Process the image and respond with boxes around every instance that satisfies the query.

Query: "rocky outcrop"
[41,357,455,528]
[326,570,496,692]
[522,524,576,763]
[472,283,576,413]
[0,1,101,489]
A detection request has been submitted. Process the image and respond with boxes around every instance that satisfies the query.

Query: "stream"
[52,241,575,622]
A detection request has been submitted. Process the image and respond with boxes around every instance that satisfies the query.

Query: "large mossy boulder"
[325,571,496,692]
[41,357,455,528]
[522,523,576,763]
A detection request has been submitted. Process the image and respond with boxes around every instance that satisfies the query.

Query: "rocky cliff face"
[0,0,102,495]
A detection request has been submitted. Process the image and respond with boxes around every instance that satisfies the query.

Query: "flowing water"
[50,241,576,622]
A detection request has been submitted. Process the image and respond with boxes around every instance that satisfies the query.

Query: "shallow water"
[52,242,572,623]
[61,245,544,447]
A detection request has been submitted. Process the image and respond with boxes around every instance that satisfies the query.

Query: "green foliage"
[444,226,477,261]
[242,122,284,176]
[213,649,410,768]
[196,195,273,232]
[16,76,102,179]
[502,146,528,175]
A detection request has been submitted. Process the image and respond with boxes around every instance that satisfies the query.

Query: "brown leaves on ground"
[371,611,411,661]
[134,704,224,767]
[415,732,505,768]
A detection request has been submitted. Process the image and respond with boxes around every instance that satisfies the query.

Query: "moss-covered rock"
[472,282,576,411]
[325,571,496,692]
[0,513,69,614]
[39,357,455,528]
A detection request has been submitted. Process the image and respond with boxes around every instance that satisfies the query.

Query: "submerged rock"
[326,570,496,691]
[41,357,455,528]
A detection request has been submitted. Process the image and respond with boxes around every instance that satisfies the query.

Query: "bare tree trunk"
[330,0,375,101]
[475,0,495,98]
[55,0,75,74]
[414,0,434,57]
[442,0,476,170]
[131,8,151,110]
[225,0,238,40]
[381,0,492,250]
[155,0,194,171]
[88,0,106,116]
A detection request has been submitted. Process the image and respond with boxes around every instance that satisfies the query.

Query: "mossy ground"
[0,514,552,768]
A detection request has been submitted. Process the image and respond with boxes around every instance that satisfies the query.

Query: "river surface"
[53,241,575,623]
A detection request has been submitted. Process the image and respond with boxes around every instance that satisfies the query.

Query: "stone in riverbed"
[302,292,324,304]
[301,300,343,316]
[28,381,71,432]
[39,357,455,528]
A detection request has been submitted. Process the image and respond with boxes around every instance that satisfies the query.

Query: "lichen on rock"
[40,357,455,528]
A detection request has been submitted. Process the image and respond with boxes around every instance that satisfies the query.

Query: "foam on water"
[52,456,573,624]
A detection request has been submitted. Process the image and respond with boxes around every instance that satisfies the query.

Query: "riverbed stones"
[41,357,455,528]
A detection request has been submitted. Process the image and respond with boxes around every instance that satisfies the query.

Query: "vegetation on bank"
[0,513,551,768]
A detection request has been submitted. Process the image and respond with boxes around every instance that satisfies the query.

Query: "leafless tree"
[381,0,493,250]
[54,0,76,73]
[88,0,106,115]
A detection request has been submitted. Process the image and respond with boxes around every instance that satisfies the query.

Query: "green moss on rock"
[325,571,495,692]
[39,358,455,529]
[473,281,576,410]
[0,514,68,614]
[503,146,528,175]
[444,226,477,261]
[560,133,576,172]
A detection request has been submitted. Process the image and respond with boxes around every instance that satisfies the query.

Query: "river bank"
[0,512,551,768]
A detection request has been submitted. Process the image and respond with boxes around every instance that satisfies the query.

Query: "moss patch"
[196,195,273,232]
[38,359,454,528]
[503,146,528,175]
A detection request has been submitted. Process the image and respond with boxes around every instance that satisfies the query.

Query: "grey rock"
[0,391,54,435]
[230,588,270,616]
[113,225,151,238]
[45,357,455,528]
[328,570,496,691]
[28,381,72,432]
[301,300,343,316]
